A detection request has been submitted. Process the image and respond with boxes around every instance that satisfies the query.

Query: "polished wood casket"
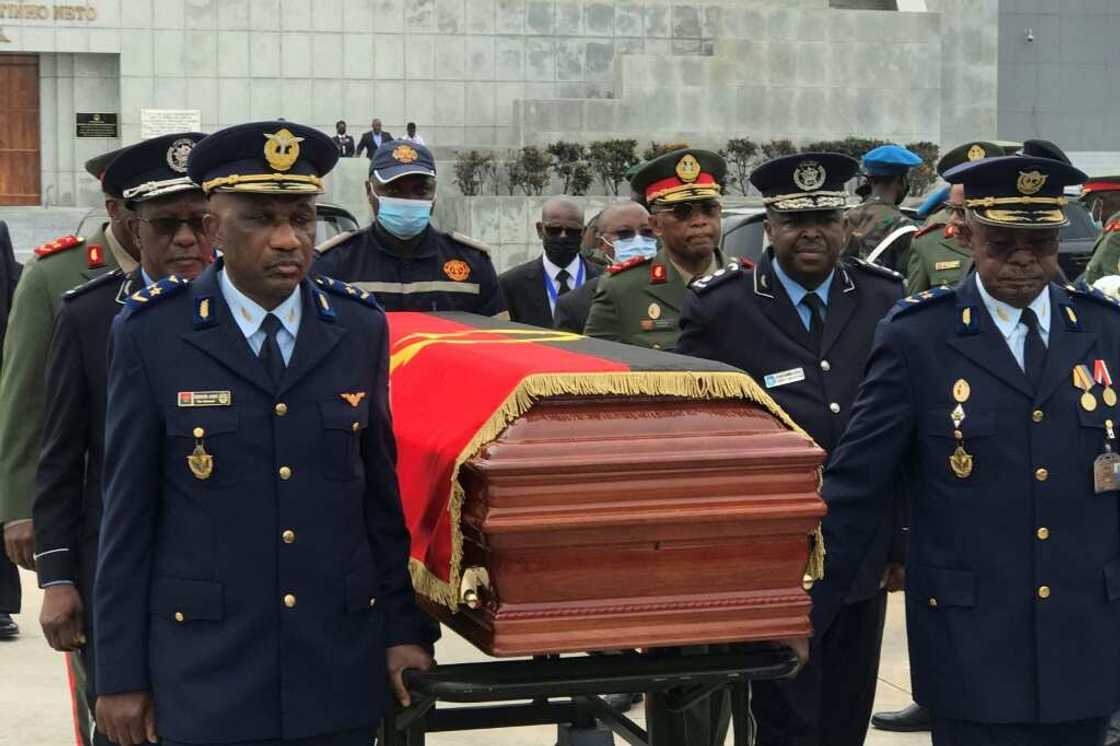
[423,394,826,657]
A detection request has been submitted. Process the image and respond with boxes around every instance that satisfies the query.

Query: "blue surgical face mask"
[610,235,658,262]
[376,196,433,239]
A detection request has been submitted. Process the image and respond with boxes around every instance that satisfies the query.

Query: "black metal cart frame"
[380,646,800,746]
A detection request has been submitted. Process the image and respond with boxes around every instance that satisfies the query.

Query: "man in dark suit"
[332,120,355,158]
[355,118,393,159]
[0,219,22,639]
[94,120,431,746]
[555,201,654,333]
[500,197,600,328]
[32,133,212,743]
[814,153,1119,746]
[678,152,906,746]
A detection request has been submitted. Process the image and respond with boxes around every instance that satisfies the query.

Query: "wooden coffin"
[423,394,826,657]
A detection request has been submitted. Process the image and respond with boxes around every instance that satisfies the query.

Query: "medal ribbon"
[1094,359,1113,387]
[1073,364,1094,391]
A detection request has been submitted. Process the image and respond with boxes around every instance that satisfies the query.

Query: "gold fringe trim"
[409,370,826,610]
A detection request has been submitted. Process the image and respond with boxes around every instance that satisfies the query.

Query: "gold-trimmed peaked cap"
[935,141,1007,177]
[944,154,1086,229]
[630,148,725,205]
[103,132,207,203]
[187,120,339,195]
[751,152,858,212]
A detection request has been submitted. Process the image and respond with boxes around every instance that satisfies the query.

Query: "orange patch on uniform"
[443,259,471,282]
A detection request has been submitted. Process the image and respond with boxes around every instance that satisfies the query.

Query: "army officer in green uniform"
[584,148,725,349]
[1079,177,1120,286]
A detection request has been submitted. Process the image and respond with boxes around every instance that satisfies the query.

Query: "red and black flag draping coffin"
[387,312,826,656]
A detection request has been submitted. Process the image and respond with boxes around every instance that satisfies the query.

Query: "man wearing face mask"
[1079,177,1120,286]
[314,141,505,316]
[555,201,655,333]
[498,197,600,328]
[585,149,725,350]
[678,152,906,746]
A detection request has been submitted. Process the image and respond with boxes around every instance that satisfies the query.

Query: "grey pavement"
[1,570,929,745]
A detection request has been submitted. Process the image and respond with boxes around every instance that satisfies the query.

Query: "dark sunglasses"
[542,225,582,238]
[656,201,721,221]
[138,215,208,237]
[610,228,656,241]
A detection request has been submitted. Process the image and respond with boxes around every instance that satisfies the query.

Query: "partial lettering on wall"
[141,109,203,139]
[0,3,98,21]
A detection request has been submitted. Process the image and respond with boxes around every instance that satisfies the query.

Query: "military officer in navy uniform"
[678,153,906,746]
[94,121,432,746]
[813,153,1120,746]
[313,140,505,316]
[32,132,212,743]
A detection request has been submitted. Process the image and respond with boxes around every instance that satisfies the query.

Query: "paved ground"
[0,570,929,745]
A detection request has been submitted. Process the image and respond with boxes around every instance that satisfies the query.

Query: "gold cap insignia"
[263,128,304,172]
[393,144,419,164]
[967,144,986,161]
[793,160,826,192]
[1017,170,1047,196]
[675,154,701,183]
[166,137,195,174]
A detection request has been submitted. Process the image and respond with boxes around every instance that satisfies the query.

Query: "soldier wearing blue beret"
[679,152,906,746]
[843,144,925,271]
[813,153,1120,746]
[94,121,432,746]
[313,140,506,317]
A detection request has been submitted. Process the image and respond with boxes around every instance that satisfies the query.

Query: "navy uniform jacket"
[813,276,1120,724]
[313,225,506,315]
[94,263,425,743]
[678,250,906,601]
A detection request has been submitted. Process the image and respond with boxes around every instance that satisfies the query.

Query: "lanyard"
[544,260,585,305]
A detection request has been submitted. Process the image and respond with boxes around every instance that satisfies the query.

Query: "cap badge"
[967,144,986,161]
[675,154,701,183]
[393,144,419,164]
[166,137,195,174]
[793,160,826,192]
[262,128,304,172]
[444,259,471,282]
[1017,170,1047,196]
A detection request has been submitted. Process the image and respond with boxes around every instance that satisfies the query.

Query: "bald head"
[541,196,583,225]
[597,201,654,260]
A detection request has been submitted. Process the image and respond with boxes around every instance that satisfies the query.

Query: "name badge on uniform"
[178,391,232,407]
[934,260,961,271]
[764,367,805,389]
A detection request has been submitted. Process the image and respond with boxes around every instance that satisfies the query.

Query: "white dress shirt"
[219,269,302,364]
[975,273,1050,371]
[540,254,584,314]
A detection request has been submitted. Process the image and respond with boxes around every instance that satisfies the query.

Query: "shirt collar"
[974,273,1050,341]
[106,223,139,274]
[772,254,834,309]
[219,269,302,341]
[541,253,583,283]
[140,268,155,287]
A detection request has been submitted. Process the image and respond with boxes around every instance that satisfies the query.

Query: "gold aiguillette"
[949,402,973,479]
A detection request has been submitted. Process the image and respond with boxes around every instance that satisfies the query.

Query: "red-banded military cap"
[630,148,725,205]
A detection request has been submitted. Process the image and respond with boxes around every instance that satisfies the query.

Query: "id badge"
[1094,452,1120,494]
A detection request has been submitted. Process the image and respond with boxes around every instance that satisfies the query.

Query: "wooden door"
[0,54,40,206]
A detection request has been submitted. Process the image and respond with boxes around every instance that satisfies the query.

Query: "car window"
[1061,201,1097,241]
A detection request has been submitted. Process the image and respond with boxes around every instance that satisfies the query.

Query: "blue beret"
[862,144,923,176]
[371,140,437,183]
[916,185,951,220]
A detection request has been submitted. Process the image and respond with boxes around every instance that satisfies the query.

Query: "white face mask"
[609,234,658,262]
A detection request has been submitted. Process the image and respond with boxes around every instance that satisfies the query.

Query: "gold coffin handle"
[459,566,491,609]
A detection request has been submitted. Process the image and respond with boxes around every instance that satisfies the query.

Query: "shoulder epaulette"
[314,275,383,311]
[913,222,946,240]
[448,231,492,255]
[890,285,955,318]
[1066,283,1120,311]
[33,235,84,258]
[124,274,189,312]
[1106,219,1120,234]
[64,268,125,300]
[606,255,652,275]
[315,230,355,255]
[849,257,904,283]
[691,261,746,294]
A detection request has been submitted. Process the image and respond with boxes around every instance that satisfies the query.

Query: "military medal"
[1094,359,1117,407]
[1094,419,1120,494]
[952,379,970,403]
[949,403,973,479]
[1074,364,1097,412]
[187,426,213,481]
